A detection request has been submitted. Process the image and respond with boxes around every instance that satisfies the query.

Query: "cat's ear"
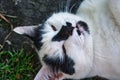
[13,25,38,37]
[13,25,43,50]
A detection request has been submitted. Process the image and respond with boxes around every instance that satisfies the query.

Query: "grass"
[0,49,39,80]
[0,18,40,80]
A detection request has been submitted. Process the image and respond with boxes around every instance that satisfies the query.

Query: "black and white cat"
[14,0,120,80]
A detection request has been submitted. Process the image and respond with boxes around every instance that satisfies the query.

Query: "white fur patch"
[14,0,120,79]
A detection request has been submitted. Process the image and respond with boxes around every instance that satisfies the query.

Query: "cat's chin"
[34,65,64,80]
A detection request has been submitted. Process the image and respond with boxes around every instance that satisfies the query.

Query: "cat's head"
[14,12,93,79]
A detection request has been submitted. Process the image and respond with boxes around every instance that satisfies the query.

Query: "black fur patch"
[42,55,64,71]
[66,22,72,27]
[33,24,45,50]
[52,22,74,41]
[22,24,44,50]
[77,21,90,34]
[60,55,75,75]
[42,54,75,75]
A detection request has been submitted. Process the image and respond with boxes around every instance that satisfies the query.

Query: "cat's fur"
[14,0,120,80]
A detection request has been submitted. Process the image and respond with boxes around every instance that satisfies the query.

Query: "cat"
[14,0,120,80]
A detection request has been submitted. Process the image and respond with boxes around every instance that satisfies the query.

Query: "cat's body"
[14,0,120,80]
[76,0,120,79]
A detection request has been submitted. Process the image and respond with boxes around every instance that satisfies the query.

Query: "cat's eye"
[51,25,57,31]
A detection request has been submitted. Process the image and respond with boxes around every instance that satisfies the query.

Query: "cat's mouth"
[34,65,63,80]
[34,44,74,80]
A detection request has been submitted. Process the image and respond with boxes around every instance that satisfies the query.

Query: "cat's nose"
[52,22,74,41]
